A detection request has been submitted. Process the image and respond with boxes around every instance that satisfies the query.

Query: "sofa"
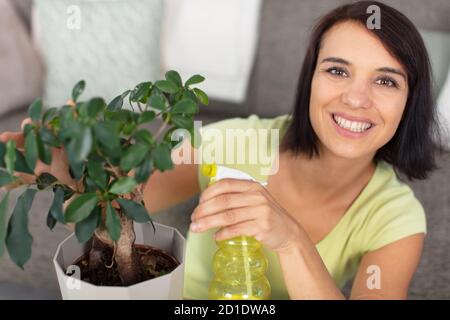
[0,0,449,299]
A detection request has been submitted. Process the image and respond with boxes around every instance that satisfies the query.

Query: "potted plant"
[0,70,209,299]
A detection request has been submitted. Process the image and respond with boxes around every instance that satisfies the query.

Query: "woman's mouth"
[330,113,374,138]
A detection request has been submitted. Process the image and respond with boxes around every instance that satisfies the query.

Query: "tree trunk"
[88,193,147,286]
[114,215,146,285]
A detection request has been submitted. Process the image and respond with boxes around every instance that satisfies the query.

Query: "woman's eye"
[376,77,398,88]
[326,67,348,77]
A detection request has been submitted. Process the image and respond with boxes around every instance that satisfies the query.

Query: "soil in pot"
[70,244,180,286]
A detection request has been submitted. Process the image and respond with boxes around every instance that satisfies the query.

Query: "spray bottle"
[201,164,271,300]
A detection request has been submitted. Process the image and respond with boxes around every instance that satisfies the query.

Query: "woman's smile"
[330,112,375,139]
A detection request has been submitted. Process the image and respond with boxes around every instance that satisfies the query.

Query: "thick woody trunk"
[88,190,147,286]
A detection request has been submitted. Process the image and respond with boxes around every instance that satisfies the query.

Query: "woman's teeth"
[332,114,372,133]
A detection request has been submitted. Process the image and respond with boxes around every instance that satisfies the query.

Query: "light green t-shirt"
[183,114,426,300]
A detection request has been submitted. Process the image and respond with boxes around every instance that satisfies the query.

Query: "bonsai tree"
[0,70,208,285]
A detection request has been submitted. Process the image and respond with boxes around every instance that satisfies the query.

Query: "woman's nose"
[340,81,372,109]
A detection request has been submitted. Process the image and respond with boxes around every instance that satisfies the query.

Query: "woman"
[0,1,441,299]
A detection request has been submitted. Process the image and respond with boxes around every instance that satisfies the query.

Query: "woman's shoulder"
[354,160,426,252]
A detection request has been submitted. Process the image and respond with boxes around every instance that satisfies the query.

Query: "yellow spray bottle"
[201,163,271,300]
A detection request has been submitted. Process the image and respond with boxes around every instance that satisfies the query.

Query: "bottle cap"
[201,163,217,178]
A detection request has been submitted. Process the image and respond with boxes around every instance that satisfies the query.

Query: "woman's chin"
[322,143,373,160]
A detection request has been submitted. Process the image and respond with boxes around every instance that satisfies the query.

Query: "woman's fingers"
[20,117,32,130]
[199,178,262,203]
[0,117,32,148]
[0,131,25,148]
[190,204,264,233]
[191,191,263,221]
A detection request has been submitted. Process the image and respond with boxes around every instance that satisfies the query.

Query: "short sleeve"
[196,117,246,191]
[363,193,427,252]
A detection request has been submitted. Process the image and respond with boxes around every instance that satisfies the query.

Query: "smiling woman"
[182,1,443,300]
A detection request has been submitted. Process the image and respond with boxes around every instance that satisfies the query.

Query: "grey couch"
[0,0,449,299]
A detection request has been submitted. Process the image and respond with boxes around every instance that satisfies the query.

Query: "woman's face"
[309,21,409,160]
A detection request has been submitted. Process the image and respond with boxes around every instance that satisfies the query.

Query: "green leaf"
[64,193,98,223]
[193,88,209,105]
[5,140,16,175]
[75,206,101,243]
[86,98,106,118]
[131,82,152,103]
[109,177,137,195]
[152,142,173,171]
[24,130,38,171]
[49,187,65,224]
[28,98,43,122]
[39,126,60,147]
[66,125,92,163]
[182,89,197,102]
[105,109,133,122]
[0,142,5,167]
[46,211,57,231]
[165,70,182,87]
[36,173,57,190]
[87,161,108,190]
[107,95,123,111]
[42,107,58,124]
[1,141,33,175]
[138,111,156,124]
[72,80,86,102]
[134,130,154,147]
[84,176,100,193]
[6,188,37,269]
[171,115,193,129]
[122,122,137,136]
[0,192,9,257]
[120,143,149,171]
[189,126,202,149]
[23,123,33,137]
[93,122,122,158]
[185,74,205,87]
[135,157,152,184]
[0,170,14,187]
[106,201,121,242]
[154,80,178,94]
[117,198,151,223]
[58,120,82,142]
[13,150,33,174]
[148,94,166,110]
[36,133,52,165]
[170,99,199,114]
[68,161,85,181]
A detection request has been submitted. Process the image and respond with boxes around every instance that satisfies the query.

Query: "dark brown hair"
[281,0,442,180]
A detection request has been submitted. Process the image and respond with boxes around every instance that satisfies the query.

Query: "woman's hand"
[190,178,302,252]
[0,117,78,191]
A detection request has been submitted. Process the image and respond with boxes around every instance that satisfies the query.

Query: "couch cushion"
[404,151,450,299]
[0,0,43,117]
[33,0,163,107]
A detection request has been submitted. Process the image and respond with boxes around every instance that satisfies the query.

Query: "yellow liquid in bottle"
[201,164,271,300]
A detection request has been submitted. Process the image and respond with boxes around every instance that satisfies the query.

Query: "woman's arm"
[277,231,424,300]
[142,138,201,214]
[350,233,424,299]
[189,178,425,299]
[276,228,345,300]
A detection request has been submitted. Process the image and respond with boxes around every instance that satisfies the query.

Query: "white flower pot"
[53,222,186,300]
